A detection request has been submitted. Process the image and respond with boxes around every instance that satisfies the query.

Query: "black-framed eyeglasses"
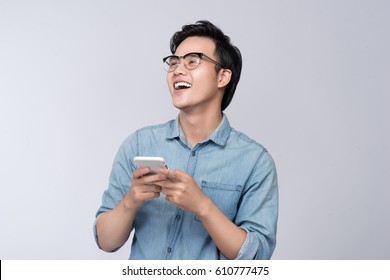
[162,52,224,72]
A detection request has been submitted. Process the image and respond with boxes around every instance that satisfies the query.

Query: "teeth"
[174,82,192,89]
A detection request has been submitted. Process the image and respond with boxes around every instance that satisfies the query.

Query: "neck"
[178,110,222,147]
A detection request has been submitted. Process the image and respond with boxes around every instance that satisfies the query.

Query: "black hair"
[170,20,242,111]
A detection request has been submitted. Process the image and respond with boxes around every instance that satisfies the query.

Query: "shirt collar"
[166,114,231,147]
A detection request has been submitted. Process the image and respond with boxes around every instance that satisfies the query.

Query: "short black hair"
[170,20,242,111]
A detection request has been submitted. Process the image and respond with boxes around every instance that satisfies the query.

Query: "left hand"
[159,169,246,259]
[158,169,209,215]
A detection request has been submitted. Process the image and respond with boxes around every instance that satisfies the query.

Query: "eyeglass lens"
[164,53,201,72]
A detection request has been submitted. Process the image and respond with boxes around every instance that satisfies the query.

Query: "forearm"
[96,201,137,252]
[96,168,165,252]
[197,198,247,260]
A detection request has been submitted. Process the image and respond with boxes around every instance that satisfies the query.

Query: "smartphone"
[134,156,167,174]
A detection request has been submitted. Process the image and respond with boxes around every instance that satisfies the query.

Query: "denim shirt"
[94,114,278,259]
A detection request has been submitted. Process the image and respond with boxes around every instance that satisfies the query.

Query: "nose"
[173,58,187,75]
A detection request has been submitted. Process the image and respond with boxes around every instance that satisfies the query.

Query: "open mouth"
[174,82,192,90]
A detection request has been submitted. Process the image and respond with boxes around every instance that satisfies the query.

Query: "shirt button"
[167,247,172,253]
[176,215,181,221]
[191,151,196,157]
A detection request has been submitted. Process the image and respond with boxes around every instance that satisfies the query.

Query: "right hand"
[122,167,166,210]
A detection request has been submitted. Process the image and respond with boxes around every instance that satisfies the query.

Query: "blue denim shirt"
[94,114,278,259]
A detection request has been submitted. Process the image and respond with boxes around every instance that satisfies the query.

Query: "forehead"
[174,36,216,57]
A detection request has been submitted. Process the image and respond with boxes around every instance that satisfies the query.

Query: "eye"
[186,54,200,66]
[168,57,179,66]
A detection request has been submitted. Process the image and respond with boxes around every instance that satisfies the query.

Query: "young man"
[94,20,278,260]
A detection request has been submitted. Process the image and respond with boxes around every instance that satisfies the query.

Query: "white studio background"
[0,0,389,259]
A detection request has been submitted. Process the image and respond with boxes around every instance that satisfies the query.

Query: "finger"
[127,186,160,206]
[164,193,178,205]
[157,179,174,189]
[133,167,151,179]
[140,173,166,184]
[141,184,162,193]
[160,186,172,195]
[138,191,161,201]
[162,169,182,182]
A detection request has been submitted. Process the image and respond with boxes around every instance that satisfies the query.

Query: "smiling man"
[94,20,278,260]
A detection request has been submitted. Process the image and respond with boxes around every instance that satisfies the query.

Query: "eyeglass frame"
[162,52,225,72]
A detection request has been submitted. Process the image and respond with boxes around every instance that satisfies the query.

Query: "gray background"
[1,0,389,259]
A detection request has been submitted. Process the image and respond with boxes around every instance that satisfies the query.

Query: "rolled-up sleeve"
[234,151,279,260]
[93,133,138,250]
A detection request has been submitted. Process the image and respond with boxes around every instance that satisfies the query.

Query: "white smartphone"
[134,156,167,174]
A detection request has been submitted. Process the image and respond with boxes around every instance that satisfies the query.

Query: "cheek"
[166,75,173,91]
[193,72,217,91]
[166,74,170,85]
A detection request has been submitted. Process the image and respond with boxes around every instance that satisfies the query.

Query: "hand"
[159,169,246,260]
[123,168,166,210]
[158,169,209,215]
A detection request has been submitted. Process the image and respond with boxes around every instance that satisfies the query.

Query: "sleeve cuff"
[235,228,259,260]
[93,213,104,250]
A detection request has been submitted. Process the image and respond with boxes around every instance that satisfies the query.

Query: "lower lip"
[174,87,189,93]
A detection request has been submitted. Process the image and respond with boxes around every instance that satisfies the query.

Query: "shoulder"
[136,120,174,134]
[122,120,174,143]
[117,120,175,157]
[229,127,268,153]
[228,126,276,170]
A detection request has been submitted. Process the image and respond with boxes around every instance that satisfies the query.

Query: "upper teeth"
[174,82,192,89]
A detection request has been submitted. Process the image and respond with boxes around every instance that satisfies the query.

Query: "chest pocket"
[195,181,243,222]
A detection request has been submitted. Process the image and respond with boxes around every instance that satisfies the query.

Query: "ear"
[217,69,232,89]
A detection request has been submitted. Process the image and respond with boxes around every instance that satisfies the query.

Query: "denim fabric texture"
[94,114,278,259]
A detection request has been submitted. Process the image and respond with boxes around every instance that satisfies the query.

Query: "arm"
[234,151,279,259]
[158,149,278,260]
[159,169,246,259]
[96,168,165,252]
[196,195,247,259]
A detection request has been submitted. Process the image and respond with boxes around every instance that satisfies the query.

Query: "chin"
[172,102,188,111]
[172,99,195,112]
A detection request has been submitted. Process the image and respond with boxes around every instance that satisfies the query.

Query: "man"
[94,20,278,260]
